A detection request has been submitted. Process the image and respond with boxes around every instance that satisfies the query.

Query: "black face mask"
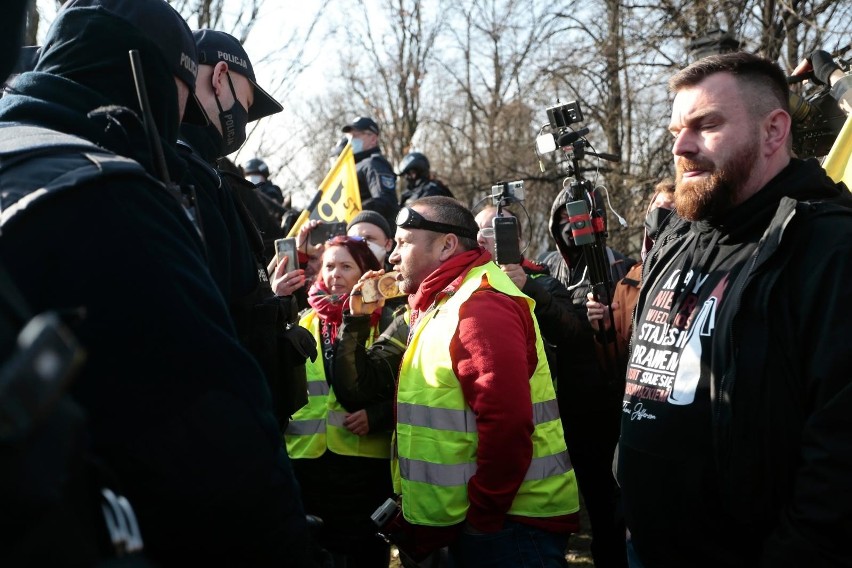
[644,207,673,240]
[559,221,575,248]
[214,72,248,156]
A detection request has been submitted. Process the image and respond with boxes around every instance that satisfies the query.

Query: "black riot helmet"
[243,158,269,177]
[398,152,430,179]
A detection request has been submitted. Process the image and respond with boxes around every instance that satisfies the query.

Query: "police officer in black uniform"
[244,157,284,203]
[0,1,309,565]
[341,116,399,227]
[0,2,103,565]
[178,29,315,433]
[397,151,453,207]
[243,156,302,238]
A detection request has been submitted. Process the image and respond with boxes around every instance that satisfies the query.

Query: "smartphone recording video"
[493,217,522,265]
[309,222,347,246]
[275,238,299,273]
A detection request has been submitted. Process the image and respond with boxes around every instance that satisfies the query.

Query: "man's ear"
[210,61,230,98]
[763,108,792,157]
[365,131,379,149]
[437,233,460,261]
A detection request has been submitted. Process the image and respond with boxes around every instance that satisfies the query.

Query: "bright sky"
[35,0,341,206]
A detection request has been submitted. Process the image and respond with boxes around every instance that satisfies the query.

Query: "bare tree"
[168,0,263,43]
[422,0,573,256]
[335,0,445,164]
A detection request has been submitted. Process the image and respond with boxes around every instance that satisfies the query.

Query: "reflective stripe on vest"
[398,449,572,486]
[397,399,559,433]
[284,310,391,459]
[394,262,579,526]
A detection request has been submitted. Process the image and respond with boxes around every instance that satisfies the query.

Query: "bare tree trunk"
[168,0,262,42]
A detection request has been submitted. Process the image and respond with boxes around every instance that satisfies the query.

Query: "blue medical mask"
[349,137,364,154]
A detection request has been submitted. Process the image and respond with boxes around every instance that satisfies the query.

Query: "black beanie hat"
[348,210,393,240]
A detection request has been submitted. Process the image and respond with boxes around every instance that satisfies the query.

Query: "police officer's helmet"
[243,158,269,177]
[398,152,430,178]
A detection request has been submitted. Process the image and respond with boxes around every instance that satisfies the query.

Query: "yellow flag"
[823,114,852,189]
[287,143,362,237]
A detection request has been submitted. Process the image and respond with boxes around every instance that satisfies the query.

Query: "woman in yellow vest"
[284,235,396,567]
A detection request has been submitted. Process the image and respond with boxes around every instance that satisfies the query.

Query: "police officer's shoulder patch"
[380,174,396,190]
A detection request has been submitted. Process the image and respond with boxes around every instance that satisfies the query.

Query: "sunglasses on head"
[395,207,478,240]
[326,235,366,245]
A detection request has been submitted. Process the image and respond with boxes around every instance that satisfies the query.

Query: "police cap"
[193,29,283,122]
[341,116,380,135]
[62,0,207,124]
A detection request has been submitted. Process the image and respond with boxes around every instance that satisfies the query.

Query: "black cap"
[193,29,283,122]
[341,116,379,135]
[64,0,197,90]
[62,0,207,124]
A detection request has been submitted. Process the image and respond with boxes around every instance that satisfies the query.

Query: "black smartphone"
[274,237,299,273]
[493,216,522,265]
[308,221,347,246]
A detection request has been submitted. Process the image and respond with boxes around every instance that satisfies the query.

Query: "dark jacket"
[178,127,259,301]
[257,179,284,203]
[630,158,852,566]
[354,146,399,227]
[179,125,312,432]
[400,177,453,207]
[0,9,308,566]
[540,191,634,568]
[333,306,407,431]
[541,189,635,389]
[514,257,573,378]
[227,170,286,263]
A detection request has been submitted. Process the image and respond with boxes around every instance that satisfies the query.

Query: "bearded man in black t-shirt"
[618,52,852,567]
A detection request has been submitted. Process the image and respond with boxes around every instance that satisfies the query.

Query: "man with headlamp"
[386,197,580,567]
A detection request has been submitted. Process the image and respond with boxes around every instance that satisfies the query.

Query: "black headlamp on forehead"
[395,207,478,240]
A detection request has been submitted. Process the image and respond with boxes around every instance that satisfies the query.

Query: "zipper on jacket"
[714,247,760,445]
[625,224,688,370]
[713,204,796,470]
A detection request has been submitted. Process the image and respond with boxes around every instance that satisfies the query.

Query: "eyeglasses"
[395,207,478,240]
[478,228,495,239]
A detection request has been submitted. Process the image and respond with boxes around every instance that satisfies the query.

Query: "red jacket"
[403,248,579,549]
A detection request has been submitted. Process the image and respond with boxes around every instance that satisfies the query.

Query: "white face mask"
[367,241,387,264]
[247,174,264,185]
[350,137,364,154]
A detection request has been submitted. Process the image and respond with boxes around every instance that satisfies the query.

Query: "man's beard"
[675,143,757,222]
[398,273,417,294]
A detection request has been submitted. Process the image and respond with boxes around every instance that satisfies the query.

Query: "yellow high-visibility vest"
[284,310,391,459]
[393,262,579,526]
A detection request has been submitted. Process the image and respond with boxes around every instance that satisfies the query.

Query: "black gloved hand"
[809,50,841,86]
